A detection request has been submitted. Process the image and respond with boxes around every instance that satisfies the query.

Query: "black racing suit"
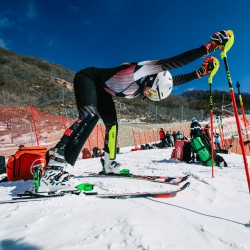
[57,45,209,165]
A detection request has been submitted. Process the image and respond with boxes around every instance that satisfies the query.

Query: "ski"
[84,172,190,185]
[90,182,190,199]
[0,182,190,204]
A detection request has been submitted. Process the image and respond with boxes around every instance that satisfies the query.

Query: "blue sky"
[0,0,250,94]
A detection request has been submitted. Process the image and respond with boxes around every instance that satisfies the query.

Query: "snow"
[0,148,250,250]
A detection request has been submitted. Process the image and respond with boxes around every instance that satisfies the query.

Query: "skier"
[41,30,232,189]
[214,133,222,150]
[165,131,174,147]
[159,128,166,148]
[190,118,203,139]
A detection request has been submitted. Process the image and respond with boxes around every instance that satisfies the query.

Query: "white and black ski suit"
[56,45,210,165]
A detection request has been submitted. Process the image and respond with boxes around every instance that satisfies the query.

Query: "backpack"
[171,140,184,160]
[6,146,47,181]
[191,135,227,167]
[191,137,214,166]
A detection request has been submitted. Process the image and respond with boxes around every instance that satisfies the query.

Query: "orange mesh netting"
[0,106,106,157]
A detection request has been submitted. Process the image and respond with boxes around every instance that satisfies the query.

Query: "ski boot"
[100,152,129,175]
[40,148,75,192]
[25,165,43,194]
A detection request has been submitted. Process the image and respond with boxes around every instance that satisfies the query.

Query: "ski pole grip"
[220,30,234,58]
[208,57,219,84]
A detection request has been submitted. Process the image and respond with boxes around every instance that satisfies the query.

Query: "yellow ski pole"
[208,57,220,178]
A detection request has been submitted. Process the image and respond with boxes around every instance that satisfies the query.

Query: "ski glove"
[210,30,231,48]
[196,56,217,78]
[205,30,231,54]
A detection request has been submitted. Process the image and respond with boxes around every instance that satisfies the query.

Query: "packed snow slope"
[0,148,250,250]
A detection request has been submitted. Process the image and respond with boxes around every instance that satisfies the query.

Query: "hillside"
[0,47,76,116]
[0,47,249,123]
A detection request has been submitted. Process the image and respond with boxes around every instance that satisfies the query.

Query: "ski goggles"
[148,88,160,101]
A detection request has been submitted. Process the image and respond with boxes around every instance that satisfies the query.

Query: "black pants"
[160,139,166,148]
[74,73,117,125]
[56,72,117,155]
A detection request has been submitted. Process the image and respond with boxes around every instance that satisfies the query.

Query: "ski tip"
[181,175,190,183]
[181,182,190,190]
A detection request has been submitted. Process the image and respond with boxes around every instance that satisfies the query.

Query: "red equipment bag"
[171,140,184,160]
[6,146,47,181]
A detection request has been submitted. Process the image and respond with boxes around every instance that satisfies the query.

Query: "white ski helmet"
[148,71,173,101]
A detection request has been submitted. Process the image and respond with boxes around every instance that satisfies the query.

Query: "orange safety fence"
[132,121,250,157]
[132,124,191,149]
[213,115,250,156]
[224,138,250,156]
[132,129,159,148]
[0,105,106,157]
[1,105,249,157]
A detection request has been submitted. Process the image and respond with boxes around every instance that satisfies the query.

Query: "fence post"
[30,105,40,146]
[10,118,13,144]
[96,125,99,149]
[87,138,91,151]
[132,129,137,149]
